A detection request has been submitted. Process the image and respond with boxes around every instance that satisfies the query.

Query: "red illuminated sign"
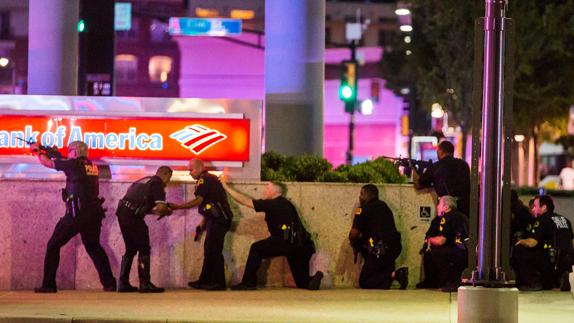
[0,115,250,161]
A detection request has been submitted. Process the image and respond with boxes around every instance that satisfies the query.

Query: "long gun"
[382,156,432,177]
[17,137,63,160]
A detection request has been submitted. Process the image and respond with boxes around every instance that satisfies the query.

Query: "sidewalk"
[0,288,572,323]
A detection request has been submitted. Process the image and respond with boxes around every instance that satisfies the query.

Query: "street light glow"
[395,8,411,16]
[360,99,374,115]
[400,25,413,32]
[514,135,525,142]
[0,57,9,67]
[431,103,444,118]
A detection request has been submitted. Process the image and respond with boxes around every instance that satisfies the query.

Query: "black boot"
[395,267,409,290]
[138,256,164,293]
[118,255,138,293]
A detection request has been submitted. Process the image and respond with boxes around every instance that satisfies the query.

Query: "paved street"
[0,288,572,322]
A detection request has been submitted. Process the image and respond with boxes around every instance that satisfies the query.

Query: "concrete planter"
[0,180,436,290]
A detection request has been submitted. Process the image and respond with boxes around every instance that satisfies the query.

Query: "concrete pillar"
[458,287,518,323]
[28,0,79,95]
[265,0,325,156]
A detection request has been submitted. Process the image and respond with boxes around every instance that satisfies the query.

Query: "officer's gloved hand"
[153,203,173,220]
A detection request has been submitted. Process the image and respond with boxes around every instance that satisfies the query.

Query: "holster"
[200,202,231,222]
[65,196,80,217]
[367,240,388,258]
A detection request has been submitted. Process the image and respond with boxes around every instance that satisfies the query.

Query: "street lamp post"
[458,1,518,321]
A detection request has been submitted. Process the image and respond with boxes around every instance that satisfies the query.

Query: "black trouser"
[117,207,151,258]
[196,217,229,287]
[422,245,467,288]
[241,236,316,288]
[117,206,152,284]
[359,253,396,289]
[512,245,553,289]
[555,251,573,287]
[41,210,115,289]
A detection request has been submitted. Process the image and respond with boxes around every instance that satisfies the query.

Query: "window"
[148,55,172,82]
[115,54,138,83]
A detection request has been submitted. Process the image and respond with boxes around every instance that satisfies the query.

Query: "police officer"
[116,166,173,293]
[414,141,470,217]
[548,203,573,291]
[417,195,468,292]
[170,159,233,290]
[30,141,116,293]
[348,184,408,289]
[513,195,556,291]
[221,179,324,291]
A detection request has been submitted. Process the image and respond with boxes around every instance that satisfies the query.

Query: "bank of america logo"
[170,124,227,155]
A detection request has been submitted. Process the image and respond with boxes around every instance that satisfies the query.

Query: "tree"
[381,0,574,177]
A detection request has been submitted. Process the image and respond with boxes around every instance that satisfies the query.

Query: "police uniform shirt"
[194,170,232,221]
[418,156,470,213]
[54,156,99,202]
[550,213,574,252]
[354,199,398,243]
[252,196,298,238]
[123,175,166,213]
[426,210,468,247]
[526,213,555,250]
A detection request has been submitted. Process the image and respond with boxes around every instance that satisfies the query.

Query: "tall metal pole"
[459,1,518,321]
[346,40,357,165]
[476,0,507,285]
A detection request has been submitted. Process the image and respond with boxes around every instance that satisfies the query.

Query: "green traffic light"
[340,85,354,100]
[77,19,86,32]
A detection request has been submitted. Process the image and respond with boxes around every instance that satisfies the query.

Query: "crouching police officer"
[348,184,408,289]
[116,166,173,293]
[513,195,558,291]
[221,179,324,291]
[417,195,468,292]
[31,141,116,293]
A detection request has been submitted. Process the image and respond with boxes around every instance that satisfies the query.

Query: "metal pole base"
[458,286,518,323]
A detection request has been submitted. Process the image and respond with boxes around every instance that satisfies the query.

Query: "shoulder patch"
[197,178,204,185]
[84,164,99,176]
[355,207,362,215]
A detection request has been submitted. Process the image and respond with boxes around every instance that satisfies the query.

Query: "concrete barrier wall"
[0,180,438,290]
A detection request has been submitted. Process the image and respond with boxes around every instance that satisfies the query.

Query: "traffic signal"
[339,60,358,107]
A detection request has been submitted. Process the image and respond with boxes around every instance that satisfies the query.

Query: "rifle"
[17,137,63,160]
[382,156,432,177]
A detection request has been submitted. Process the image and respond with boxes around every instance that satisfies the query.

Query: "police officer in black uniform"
[417,195,468,292]
[31,141,116,293]
[170,159,233,290]
[414,141,470,217]
[513,195,556,291]
[221,179,324,291]
[549,210,573,291]
[348,184,408,289]
[116,166,173,293]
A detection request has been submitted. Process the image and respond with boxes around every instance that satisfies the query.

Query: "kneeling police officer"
[221,178,323,291]
[417,195,468,292]
[116,166,173,293]
[348,184,408,289]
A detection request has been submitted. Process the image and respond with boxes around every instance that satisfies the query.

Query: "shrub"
[261,151,407,184]
[291,154,333,182]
